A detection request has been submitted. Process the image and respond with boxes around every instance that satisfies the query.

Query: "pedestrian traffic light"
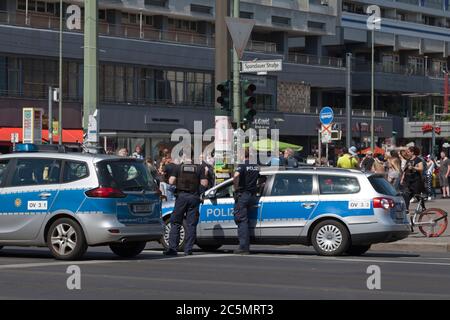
[216,80,231,111]
[241,80,257,126]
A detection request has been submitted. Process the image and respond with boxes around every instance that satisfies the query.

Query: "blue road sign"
[320,106,334,125]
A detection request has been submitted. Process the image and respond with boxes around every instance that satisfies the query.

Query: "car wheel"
[311,220,350,256]
[161,218,186,252]
[109,242,147,258]
[346,245,371,256]
[47,218,87,261]
[197,243,222,252]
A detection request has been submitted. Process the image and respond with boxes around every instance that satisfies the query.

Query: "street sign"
[225,17,255,59]
[320,106,334,126]
[241,60,283,74]
[321,124,332,144]
[22,108,43,144]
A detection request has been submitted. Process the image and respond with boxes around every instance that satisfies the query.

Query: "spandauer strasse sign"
[241,60,283,73]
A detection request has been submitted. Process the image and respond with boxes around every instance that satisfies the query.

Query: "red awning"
[0,128,83,144]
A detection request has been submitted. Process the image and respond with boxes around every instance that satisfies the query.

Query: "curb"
[372,241,450,253]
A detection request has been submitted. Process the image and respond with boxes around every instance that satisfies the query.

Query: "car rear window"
[368,175,397,196]
[96,160,157,191]
[63,161,89,183]
[319,175,360,194]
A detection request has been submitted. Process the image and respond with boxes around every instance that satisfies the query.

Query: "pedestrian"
[401,146,425,209]
[145,157,159,185]
[280,148,299,168]
[164,154,209,256]
[132,145,144,159]
[425,155,437,200]
[438,151,450,198]
[161,156,178,202]
[232,148,260,255]
[373,154,386,176]
[116,148,129,157]
[386,150,402,190]
[360,151,375,172]
[337,147,358,169]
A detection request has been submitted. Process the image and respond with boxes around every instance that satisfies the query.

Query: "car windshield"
[96,160,157,192]
[368,175,398,196]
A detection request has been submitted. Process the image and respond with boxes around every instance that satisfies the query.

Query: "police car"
[0,144,163,260]
[161,167,411,256]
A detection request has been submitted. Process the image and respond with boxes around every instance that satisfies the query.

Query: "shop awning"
[0,128,83,144]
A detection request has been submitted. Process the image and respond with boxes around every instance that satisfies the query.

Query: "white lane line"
[0,260,126,270]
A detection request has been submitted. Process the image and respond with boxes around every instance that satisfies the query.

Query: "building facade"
[0,0,447,157]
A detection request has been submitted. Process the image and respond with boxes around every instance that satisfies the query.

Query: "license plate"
[132,204,152,213]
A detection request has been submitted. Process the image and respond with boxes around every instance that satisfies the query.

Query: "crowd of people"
[336,144,450,208]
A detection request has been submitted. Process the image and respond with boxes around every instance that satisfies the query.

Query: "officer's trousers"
[233,191,257,251]
[169,192,201,253]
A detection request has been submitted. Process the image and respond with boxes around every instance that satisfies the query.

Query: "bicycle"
[408,194,448,237]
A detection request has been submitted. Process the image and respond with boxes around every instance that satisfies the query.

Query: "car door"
[0,158,61,241]
[259,173,319,240]
[198,180,262,241]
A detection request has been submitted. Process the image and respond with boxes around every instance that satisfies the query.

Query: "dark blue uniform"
[234,161,260,252]
[167,163,205,255]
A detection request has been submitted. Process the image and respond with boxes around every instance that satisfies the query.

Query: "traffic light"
[241,80,257,126]
[216,80,231,111]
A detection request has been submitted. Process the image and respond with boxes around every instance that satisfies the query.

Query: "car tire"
[109,242,147,258]
[47,218,88,261]
[197,243,222,252]
[161,218,186,252]
[311,220,350,256]
[346,245,371,256]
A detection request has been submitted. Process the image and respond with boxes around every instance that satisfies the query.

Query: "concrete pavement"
[373,198,450,253]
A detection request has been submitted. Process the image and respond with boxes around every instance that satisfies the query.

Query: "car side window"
[0,160,9,185]
[319,175,360,194]
[63,161,89,183]
[215,182,233,199]
[270,174,313,196]
[11,159,62,187]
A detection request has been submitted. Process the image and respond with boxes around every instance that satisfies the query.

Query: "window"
[11,159,61,187]
[271,174,313,196]
[215,182,233,199]
[368,176,397,196]
[191,4,213,15]
[240,11,254,19]
[0,160,9,185]
[145,0,168,7]
[319,175,360,194]
[63,161,89,183]
[99,9,106,21]
[308,21,325,31]
[272,16,291,26]
[96,160,157,191]
[23,58,58,99]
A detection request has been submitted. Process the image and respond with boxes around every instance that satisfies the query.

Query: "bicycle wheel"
[418,208,448,238]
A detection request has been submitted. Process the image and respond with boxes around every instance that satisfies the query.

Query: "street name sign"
[241,60,283,73]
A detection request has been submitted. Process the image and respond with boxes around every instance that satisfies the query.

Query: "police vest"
[176,164,200,193]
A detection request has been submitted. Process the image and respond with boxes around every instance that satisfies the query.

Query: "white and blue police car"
[0,144,163,260]
[161,167,411,256]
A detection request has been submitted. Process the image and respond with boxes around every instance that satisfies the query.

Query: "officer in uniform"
[164,155,208,256]
[233,148,260,255]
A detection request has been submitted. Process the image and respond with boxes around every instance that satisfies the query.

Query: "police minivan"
[0,144,163,260]
[161,168,410,256]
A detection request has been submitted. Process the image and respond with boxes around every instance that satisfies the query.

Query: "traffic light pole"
[232,0,241,125]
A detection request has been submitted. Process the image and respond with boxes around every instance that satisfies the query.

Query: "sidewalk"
[373,198,450,253]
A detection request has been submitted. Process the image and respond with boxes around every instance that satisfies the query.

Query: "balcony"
[288,53,344,68]
[0,11,278,54]
[352,60,445,79]
[305,106,388,118]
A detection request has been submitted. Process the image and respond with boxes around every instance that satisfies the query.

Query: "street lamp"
[58,0,63,145]
[370,17,381,153]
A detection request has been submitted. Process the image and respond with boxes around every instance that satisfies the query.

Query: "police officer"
[233,148,260,255]
[164,154,209,256]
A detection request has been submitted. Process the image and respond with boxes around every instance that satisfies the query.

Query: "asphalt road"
[1,243,450,300]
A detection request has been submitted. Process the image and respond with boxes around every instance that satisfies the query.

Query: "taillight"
[85,187,126,198]
[373,197,395,210]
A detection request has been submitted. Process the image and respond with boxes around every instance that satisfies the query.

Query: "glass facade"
[0,55,214,107]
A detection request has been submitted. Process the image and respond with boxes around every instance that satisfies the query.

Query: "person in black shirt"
[164,156,209,256]
[233,148,260,254]
[401,146,425,210]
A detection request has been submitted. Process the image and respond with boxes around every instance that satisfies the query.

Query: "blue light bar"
[14,144,39,152]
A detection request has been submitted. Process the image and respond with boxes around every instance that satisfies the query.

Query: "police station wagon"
[161,168,411,256]
[0,144,163,260]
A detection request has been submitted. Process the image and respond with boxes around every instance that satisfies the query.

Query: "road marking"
[142,250,236,260]
[0,260,126,270]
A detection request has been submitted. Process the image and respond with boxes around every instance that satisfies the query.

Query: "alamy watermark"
[366,265,381,290]
[66,265,81,290]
